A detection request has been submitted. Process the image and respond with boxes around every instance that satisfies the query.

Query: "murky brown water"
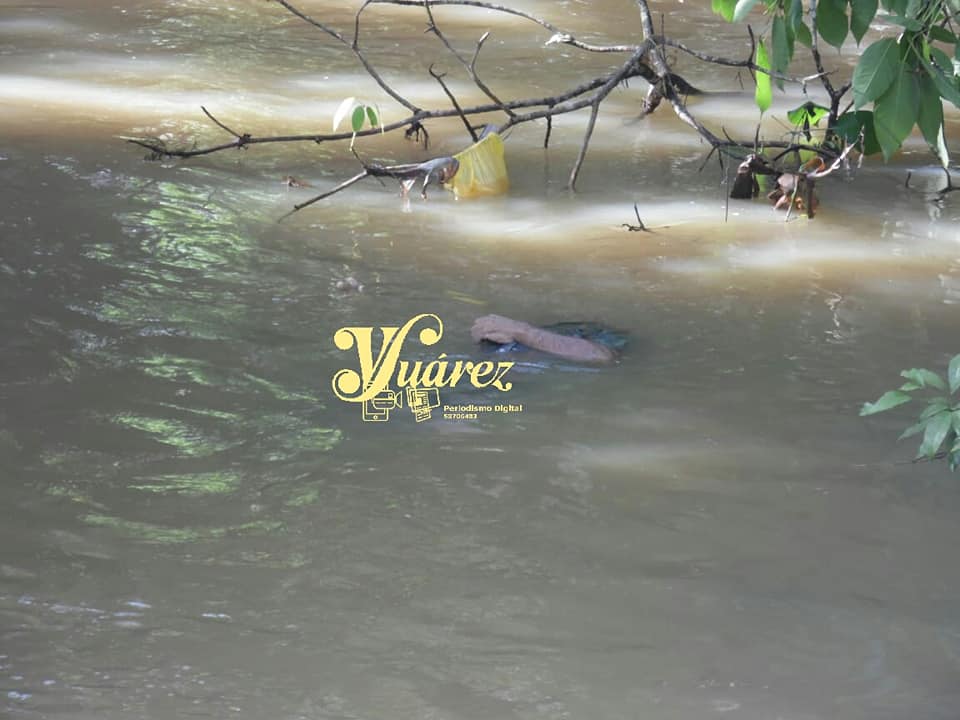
[2,1,960,718]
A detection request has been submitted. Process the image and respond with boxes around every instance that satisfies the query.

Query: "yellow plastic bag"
[451,131,509,198]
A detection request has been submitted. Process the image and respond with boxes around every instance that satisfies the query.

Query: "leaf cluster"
[713,0,960,166]
[861,354,960,470]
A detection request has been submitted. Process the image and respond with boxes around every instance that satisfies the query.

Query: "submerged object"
[482,321,628,355]
[451,130,509,198]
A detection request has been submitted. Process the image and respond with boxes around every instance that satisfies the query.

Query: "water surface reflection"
[2,0,960,718]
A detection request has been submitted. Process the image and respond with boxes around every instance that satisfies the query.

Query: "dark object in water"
[482,321,628,355]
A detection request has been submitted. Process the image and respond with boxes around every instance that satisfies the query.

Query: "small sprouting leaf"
[899,381,921,391]
[918,411,952,459]
[333,96,356,131]
[733,0,761,21]
[851,0,878,43]
[860,390,912,415]
[366,106,379,128]
[949,354,960,394]
[351,105,366,133]
[817,0,849,49]
[755,39,773,113]
[900,368,947,391]
[853,38,900,108]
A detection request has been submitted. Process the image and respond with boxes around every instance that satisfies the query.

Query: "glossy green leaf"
[901,367,947,391]
[918,411,952,459]
[850,0,878,42]
[949,354,960,394]
[853,37,900,107]
[772,16,791,90]
[713,0,737,21]
[755,39,773,113]
[733,0,762,22]
[351,105,366,133]
[817,0,849,49]
[365,106,379,128]
[880,0,907,11]
[860,390,912,415]
[874,62,920,159]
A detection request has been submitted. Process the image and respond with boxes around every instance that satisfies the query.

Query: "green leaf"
[833,110,882,154]
[928,26,957,44]
[953,409,960,435]
[918,411,952,459]
[818,0,849,49]
[874,62,920,160]
[925,47,960,109]
[795,21,814,47]
[899,417,929,439]
[365,106,379,128]
[901,367,947,391]
[787,0,804,31]
[755,39,773,113]
[853,38,900,107]
[949,354,960,394]
[919,397,951,420]
[733,0,762,22]
[851,0,878,43]
[351,105,366,133]
[881,14,923,30]
[899,380,922,391]
[917,72,949,167]
[713,0,737,21]
[881,0,907,11]
[332,97,357,132]
[788,102,830,126]
[860,390,912,415]
[772,16,791,90]
[904,0,923,17]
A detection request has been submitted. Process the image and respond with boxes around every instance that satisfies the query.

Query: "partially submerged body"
[471,315,622,364]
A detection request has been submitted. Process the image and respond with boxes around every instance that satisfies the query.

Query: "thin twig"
[428,64,478,141]
[568,102,600,189]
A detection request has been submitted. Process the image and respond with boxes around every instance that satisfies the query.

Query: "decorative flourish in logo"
[332,313,515,422]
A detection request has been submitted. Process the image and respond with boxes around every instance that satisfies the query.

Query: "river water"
[2,1,960,718]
